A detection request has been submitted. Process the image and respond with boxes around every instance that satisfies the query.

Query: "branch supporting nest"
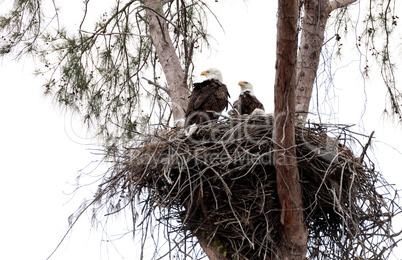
[92,117,402,259]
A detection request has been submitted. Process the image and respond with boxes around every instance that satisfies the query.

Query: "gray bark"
[295,0,358,122]
[145,0,189,125]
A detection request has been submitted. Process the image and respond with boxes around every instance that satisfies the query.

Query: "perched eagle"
[230,81,264,115]
[185,68,229,126]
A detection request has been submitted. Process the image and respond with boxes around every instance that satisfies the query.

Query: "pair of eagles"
[185,68,264,126]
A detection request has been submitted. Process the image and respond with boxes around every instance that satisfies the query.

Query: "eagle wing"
[185,79,229,125]
[190,79,228,111]
[186,85,201,117]
[213,83,230,112]
[235,92,265,115]
[193,82,217,110]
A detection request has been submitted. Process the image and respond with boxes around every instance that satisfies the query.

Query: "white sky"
[1,1,402,259]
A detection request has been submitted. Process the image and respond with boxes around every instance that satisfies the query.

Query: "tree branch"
[359,131,375,163]
[329,0,358,12]
[142,77,170,94]
[144,0,189,124]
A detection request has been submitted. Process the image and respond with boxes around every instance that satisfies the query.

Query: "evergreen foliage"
[1,0,213,148]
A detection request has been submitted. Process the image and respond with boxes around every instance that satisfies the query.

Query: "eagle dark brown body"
[232,91,265,115]
[185,79,229,126]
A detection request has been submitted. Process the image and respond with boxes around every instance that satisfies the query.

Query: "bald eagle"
[229,81,264,115]
[185,68,229,126]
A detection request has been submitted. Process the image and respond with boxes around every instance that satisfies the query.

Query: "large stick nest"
[94,116,401,259]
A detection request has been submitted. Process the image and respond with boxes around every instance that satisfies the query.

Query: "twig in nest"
[359,131,374,163]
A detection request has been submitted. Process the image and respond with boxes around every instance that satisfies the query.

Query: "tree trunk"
[145,1,226,259]
[145,0,189,125]
[196,232,231,260]
[274,0,308,259]
[295,0,358,122]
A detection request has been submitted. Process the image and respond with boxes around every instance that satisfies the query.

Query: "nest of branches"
[95,115,401,259]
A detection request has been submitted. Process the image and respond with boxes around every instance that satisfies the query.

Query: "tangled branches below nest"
[95,116,401,259]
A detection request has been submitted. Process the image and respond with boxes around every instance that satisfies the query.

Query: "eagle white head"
[238,81,255,96]
[201,68,223,82]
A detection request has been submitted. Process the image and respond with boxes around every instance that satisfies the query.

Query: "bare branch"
[142,77,170,94]
[359,131,375,163]
[79,29,149,37]
[329,0,358,13]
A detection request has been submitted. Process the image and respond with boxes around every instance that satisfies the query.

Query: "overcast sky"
[1,1,402,259]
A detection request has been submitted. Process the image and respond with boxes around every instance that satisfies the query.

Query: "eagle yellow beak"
[238,81,245,87]
[201,71,207,76]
